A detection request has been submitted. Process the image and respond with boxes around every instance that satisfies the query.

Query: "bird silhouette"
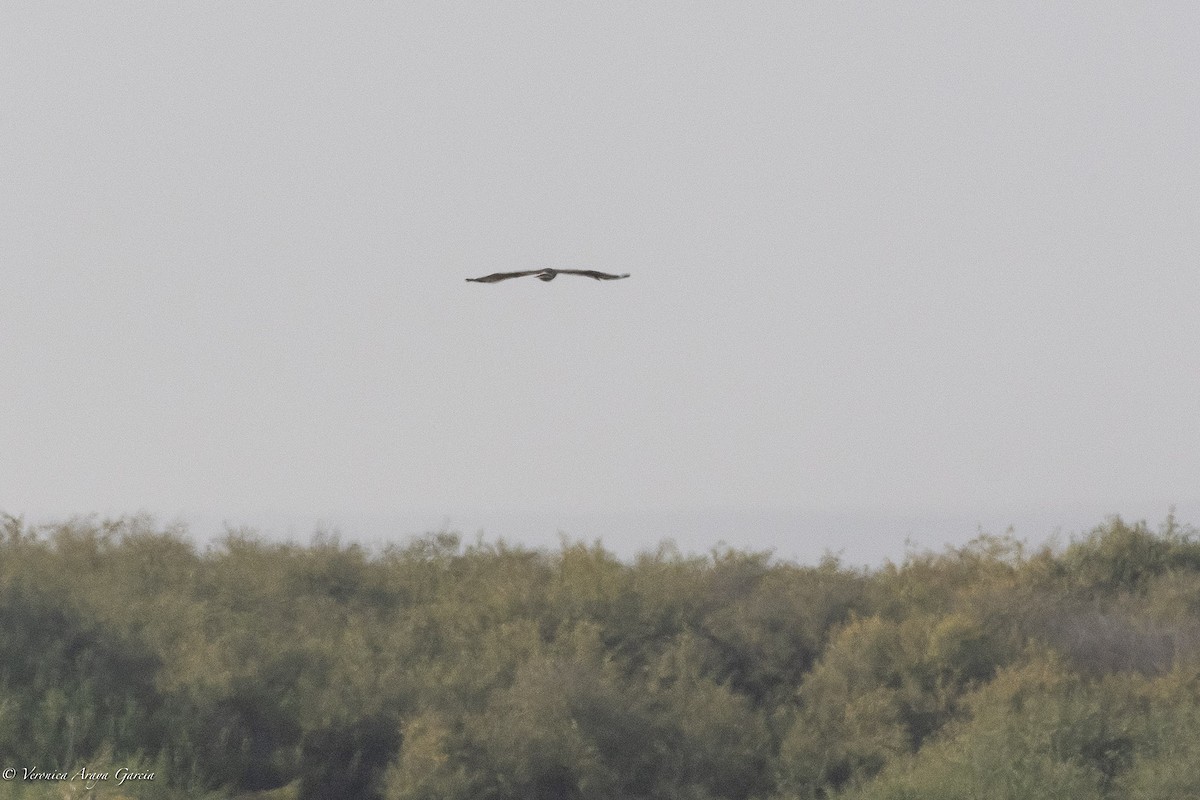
[466,268,630,283]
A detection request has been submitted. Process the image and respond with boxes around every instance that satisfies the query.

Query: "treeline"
[0,513,1199,799]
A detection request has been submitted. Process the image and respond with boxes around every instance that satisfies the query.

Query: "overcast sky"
[3,3,1198,563]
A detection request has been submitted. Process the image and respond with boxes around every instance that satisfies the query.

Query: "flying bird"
[466,268,630,283]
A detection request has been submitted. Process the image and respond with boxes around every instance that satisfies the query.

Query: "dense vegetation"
[1,512,1199,800]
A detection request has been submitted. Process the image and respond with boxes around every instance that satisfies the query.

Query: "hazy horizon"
[12,502,1195,570]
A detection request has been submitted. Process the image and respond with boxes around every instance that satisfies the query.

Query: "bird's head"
[536,269,558,281]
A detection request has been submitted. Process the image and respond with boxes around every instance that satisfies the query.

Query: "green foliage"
[845,654,1200,800]
[1,513,1199,799]
[1057,514,1200,596]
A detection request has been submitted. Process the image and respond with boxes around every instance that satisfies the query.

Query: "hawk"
[466,268,630,283]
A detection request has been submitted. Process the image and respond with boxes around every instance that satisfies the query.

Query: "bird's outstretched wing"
[465,270,546,283]
[555,270,631,280]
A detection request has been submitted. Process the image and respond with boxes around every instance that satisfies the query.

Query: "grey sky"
[3,3,1198,563]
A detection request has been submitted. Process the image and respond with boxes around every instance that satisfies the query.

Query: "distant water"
[165,504,1193,568]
